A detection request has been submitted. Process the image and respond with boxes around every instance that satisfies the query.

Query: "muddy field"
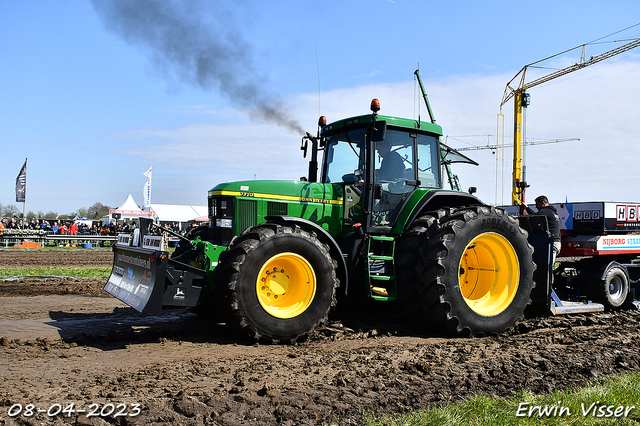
[1,249,639,425]
[0,249,113,269]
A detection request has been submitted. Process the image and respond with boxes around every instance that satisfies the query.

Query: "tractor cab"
[318,99,469,232]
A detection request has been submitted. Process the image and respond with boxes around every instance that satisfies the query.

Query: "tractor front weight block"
[104,245,208,314]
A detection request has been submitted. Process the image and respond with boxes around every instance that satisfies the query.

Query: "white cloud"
[94,59,640,210]
[412,60,640,206]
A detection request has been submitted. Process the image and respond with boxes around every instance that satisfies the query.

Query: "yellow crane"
[500,36,640,206]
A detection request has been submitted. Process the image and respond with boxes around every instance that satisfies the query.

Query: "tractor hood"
[208,180,343,205]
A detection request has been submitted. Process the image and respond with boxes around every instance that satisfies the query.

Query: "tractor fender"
[400,190,485,232]
[264,215,349,293]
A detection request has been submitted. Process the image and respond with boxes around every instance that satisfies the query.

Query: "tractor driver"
[375,140,405,182]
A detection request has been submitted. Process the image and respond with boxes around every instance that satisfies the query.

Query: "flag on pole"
[143,166,152,208]
[15,158,27,203]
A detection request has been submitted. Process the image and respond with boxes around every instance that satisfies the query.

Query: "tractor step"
[366,235,397,301]
[371,286,389,297]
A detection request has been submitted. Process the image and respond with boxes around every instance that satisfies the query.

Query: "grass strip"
[357,372,640,426]
[0,267,111,278]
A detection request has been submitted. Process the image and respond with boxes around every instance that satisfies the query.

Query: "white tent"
[117,194,139,211]
[108,194,155,222]
[151,204,207,227]
[104,195,206,229]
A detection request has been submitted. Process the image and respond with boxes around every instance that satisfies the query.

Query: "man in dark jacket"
[375,140,405,182]
[523,195,561,264]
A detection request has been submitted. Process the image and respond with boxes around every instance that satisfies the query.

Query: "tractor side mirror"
[342,174,359,184]
[371,121,387,142]
[468,187,477,195]
[342,170,364,185]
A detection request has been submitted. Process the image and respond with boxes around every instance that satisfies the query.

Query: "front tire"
[397,206,536,337]
[215,223,339,343]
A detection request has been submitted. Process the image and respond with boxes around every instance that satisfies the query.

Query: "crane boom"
[455,137,579,151]
[502,38,640,107]
[500,37,640,206]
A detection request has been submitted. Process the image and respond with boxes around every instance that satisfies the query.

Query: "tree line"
[0,202,112,221]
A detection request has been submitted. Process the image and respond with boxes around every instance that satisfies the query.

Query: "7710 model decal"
[210,190,342,205]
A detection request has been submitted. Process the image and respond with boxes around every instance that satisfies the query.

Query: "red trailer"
[504,202,640,314]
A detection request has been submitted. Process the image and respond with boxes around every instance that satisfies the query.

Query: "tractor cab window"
[322,128,366,184]
[371,131,442,227]
[323,128,367,224]
[372,131,415,227]
[417,134,440,188]
[439,142,478,190]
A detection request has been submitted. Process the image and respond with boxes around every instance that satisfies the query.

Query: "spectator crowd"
[0,218,106,235]
[0,218,197,236]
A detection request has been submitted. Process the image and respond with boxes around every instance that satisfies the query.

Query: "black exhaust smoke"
[91,0,305,135]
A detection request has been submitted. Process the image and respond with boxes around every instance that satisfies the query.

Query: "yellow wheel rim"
[256,252,316,319]
[458,232,519,316]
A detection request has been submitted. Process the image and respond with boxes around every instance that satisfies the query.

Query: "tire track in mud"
[1,296,639,425]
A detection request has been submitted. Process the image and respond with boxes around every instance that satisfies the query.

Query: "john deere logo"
[173,288,186,300]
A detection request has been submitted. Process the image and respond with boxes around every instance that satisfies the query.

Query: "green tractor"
[105,73,536,343]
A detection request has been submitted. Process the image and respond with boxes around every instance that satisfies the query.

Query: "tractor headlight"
[216,219,233,228]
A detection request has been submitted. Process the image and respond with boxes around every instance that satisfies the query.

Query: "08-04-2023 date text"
[7,402,141,418]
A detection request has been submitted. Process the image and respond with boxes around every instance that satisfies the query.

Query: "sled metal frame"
[549,289,605,315]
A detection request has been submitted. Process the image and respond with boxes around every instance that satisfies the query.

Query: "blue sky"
[2,1,640,215]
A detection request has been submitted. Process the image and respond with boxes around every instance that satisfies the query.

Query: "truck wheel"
[215,223,339,343]
[397,206,535,337]
[595,265,629,309]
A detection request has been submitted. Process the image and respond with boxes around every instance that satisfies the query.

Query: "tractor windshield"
[322,125,444,227]
[373,132,441,188]
[322,127,442,188]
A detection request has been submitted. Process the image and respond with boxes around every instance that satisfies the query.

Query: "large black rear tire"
[397,206,536,337]
[215,223,339,344]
